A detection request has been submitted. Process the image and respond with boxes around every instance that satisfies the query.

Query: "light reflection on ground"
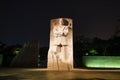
[0,68,120,80]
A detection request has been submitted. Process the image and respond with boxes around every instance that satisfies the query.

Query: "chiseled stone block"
[47,18,73,70]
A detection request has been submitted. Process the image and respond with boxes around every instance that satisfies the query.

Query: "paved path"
[0,68,120,80]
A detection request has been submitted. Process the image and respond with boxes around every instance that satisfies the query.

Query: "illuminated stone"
[47,18,73,70]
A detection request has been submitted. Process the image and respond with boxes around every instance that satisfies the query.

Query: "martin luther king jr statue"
[47,18,73,70]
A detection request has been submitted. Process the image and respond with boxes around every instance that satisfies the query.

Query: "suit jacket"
[53,25,68,45]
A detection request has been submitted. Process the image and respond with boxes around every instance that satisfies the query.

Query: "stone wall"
[10,40,39,68]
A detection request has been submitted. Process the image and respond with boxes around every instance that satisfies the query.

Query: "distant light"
[89,49,98,55]
[14,51,20,54]
[13,48,21,54]
[85,53,89,56]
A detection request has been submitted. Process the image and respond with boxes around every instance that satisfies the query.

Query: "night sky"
[0,0,120,47]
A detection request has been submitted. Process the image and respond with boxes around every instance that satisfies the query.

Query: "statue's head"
[54,18,71,28]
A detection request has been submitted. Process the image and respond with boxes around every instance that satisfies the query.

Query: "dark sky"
[0,0,120,47]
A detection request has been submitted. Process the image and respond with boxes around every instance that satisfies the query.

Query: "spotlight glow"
[83,56,120,68]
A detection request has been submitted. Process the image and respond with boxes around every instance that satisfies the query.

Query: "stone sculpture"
[47,18,73,70]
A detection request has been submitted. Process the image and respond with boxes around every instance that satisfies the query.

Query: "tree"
[2,44,22,66]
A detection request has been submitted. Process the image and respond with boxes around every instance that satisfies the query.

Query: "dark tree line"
[73,36,120,68]
[74,36,120,56]
[0,42,22,67]
[0,36,120,68]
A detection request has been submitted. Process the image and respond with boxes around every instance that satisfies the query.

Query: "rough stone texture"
[10,40,39,68]
[47,18,73,70]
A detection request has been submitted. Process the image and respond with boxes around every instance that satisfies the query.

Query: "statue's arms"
[63,26,69,36]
